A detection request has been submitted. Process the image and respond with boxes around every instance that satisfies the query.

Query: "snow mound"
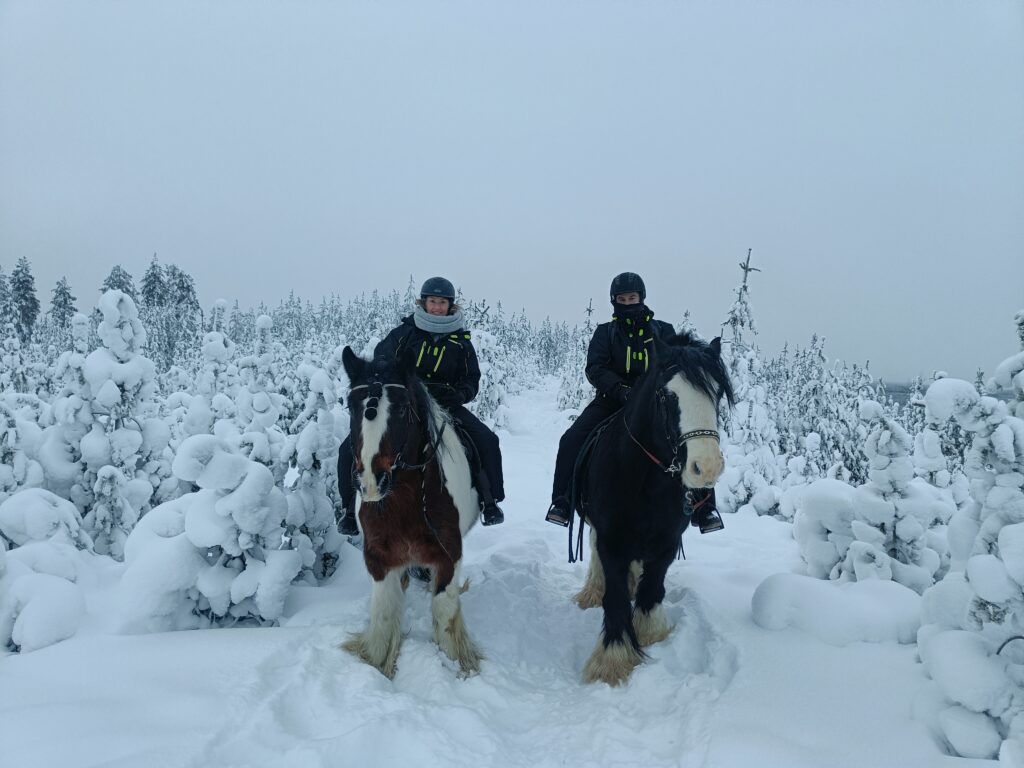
[751,573,921,645]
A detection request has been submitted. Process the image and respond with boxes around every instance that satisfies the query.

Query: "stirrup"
[545,503,570,527]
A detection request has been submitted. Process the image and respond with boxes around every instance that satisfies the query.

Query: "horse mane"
[660,333,736,408]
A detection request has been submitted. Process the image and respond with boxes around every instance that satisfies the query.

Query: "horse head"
[342,345,427,502]
[643,334,735,488]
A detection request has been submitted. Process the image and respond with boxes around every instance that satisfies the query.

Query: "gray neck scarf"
[413,306,464,336]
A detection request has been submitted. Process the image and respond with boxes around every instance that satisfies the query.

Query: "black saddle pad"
[569,412,618,518]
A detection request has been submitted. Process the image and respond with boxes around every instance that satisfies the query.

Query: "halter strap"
[679,429,720,443]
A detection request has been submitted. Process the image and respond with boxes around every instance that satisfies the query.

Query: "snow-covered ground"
[0,380,996,767]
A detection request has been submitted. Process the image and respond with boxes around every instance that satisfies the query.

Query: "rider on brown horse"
[338,276,505,535]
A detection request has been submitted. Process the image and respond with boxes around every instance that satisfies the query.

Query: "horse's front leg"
[633,551,674,647]
[343,566,405,679]
[574,526,605,609]
[583,546,643,686]
[431,557,482,677]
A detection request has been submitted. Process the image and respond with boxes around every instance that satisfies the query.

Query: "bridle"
[348,377,453,561]
[348,381,445,475]
[622,383,721,484]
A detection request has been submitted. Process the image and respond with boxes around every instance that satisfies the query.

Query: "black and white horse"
[573,333,734,685]
[340,347,482,679]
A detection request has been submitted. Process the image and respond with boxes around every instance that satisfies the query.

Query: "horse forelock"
[663,337,734,408]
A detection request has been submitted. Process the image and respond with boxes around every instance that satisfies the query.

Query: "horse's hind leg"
[574,527,605,609]
[431,559,482,677]
[343,568,404,679]
[633,553,673,647]
[583,547,643,686]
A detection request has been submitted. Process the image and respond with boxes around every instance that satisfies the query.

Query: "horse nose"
[375,471,391,496]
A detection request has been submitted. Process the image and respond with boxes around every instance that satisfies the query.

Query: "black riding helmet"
[420,276,456,301]
[609,272,646,302]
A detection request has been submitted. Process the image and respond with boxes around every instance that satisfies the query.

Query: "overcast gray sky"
[1,0,1022,381]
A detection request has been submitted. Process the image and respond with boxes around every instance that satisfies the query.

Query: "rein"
[622,413,719,482]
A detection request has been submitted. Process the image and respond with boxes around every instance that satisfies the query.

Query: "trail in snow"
[190,379,738,768]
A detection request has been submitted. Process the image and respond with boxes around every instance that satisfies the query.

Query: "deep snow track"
[190,380,739,768]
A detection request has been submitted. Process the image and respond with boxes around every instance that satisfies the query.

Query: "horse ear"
[342,346,366,383]
[709,337,722,356]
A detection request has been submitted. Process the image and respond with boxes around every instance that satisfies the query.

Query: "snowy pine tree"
[101,265,137,302]
[47,277,77,350]
[918,367,1024,760]
[718,250,781,516]
[9,257,40,344]
[80,291,158,558]
[0,265,11,327]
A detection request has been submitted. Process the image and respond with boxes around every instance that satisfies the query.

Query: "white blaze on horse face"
[665,373,724,488]
[357,389,392,502]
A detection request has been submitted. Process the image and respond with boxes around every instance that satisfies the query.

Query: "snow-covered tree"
[918,370,1024,760]
[829,401,951,593]
[0,489,92,652]
[10,257,40,344]
[280,358,343,582]
[80,291,158,558]
[0,323,29,393]
[119,435,303,631]
[0,265,11,327]
[47,277,77,348]
[0,402,45,504]
[718,251,781,516]
[140,256,166,309]
[100,265,137,302]
[557,303,596,413]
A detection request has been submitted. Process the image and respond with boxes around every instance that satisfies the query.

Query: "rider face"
[424,296,451,316]
[614,292,641,305]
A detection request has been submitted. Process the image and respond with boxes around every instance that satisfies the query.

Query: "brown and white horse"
[340,346,482,679]
[573,334,734,685]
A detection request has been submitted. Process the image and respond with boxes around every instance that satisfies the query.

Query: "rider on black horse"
[545,272,672,526]
[545,272,721,532]
[338,276,506,535]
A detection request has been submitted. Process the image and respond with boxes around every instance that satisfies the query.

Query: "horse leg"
[431,558,482,677]
[574,527,605,609]
[632,553,673,647]
[582,548,643,686]
[342,567,405,679]
[628,560,643,602]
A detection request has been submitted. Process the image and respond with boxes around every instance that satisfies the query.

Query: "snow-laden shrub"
[280,360,343,582]
[80,291,158,558]
[0,489,91,652]
[119,435,303,631]
[793,401,953,593]
[0,402,45,505]
[917,370,1024,760]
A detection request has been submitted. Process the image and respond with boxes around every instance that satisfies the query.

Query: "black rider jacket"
[373,315,481,406]
[586,311,676,400]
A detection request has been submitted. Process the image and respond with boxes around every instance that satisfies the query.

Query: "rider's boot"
[686,488,724,534]
[338,507,359,536]
[476,471,504,526]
